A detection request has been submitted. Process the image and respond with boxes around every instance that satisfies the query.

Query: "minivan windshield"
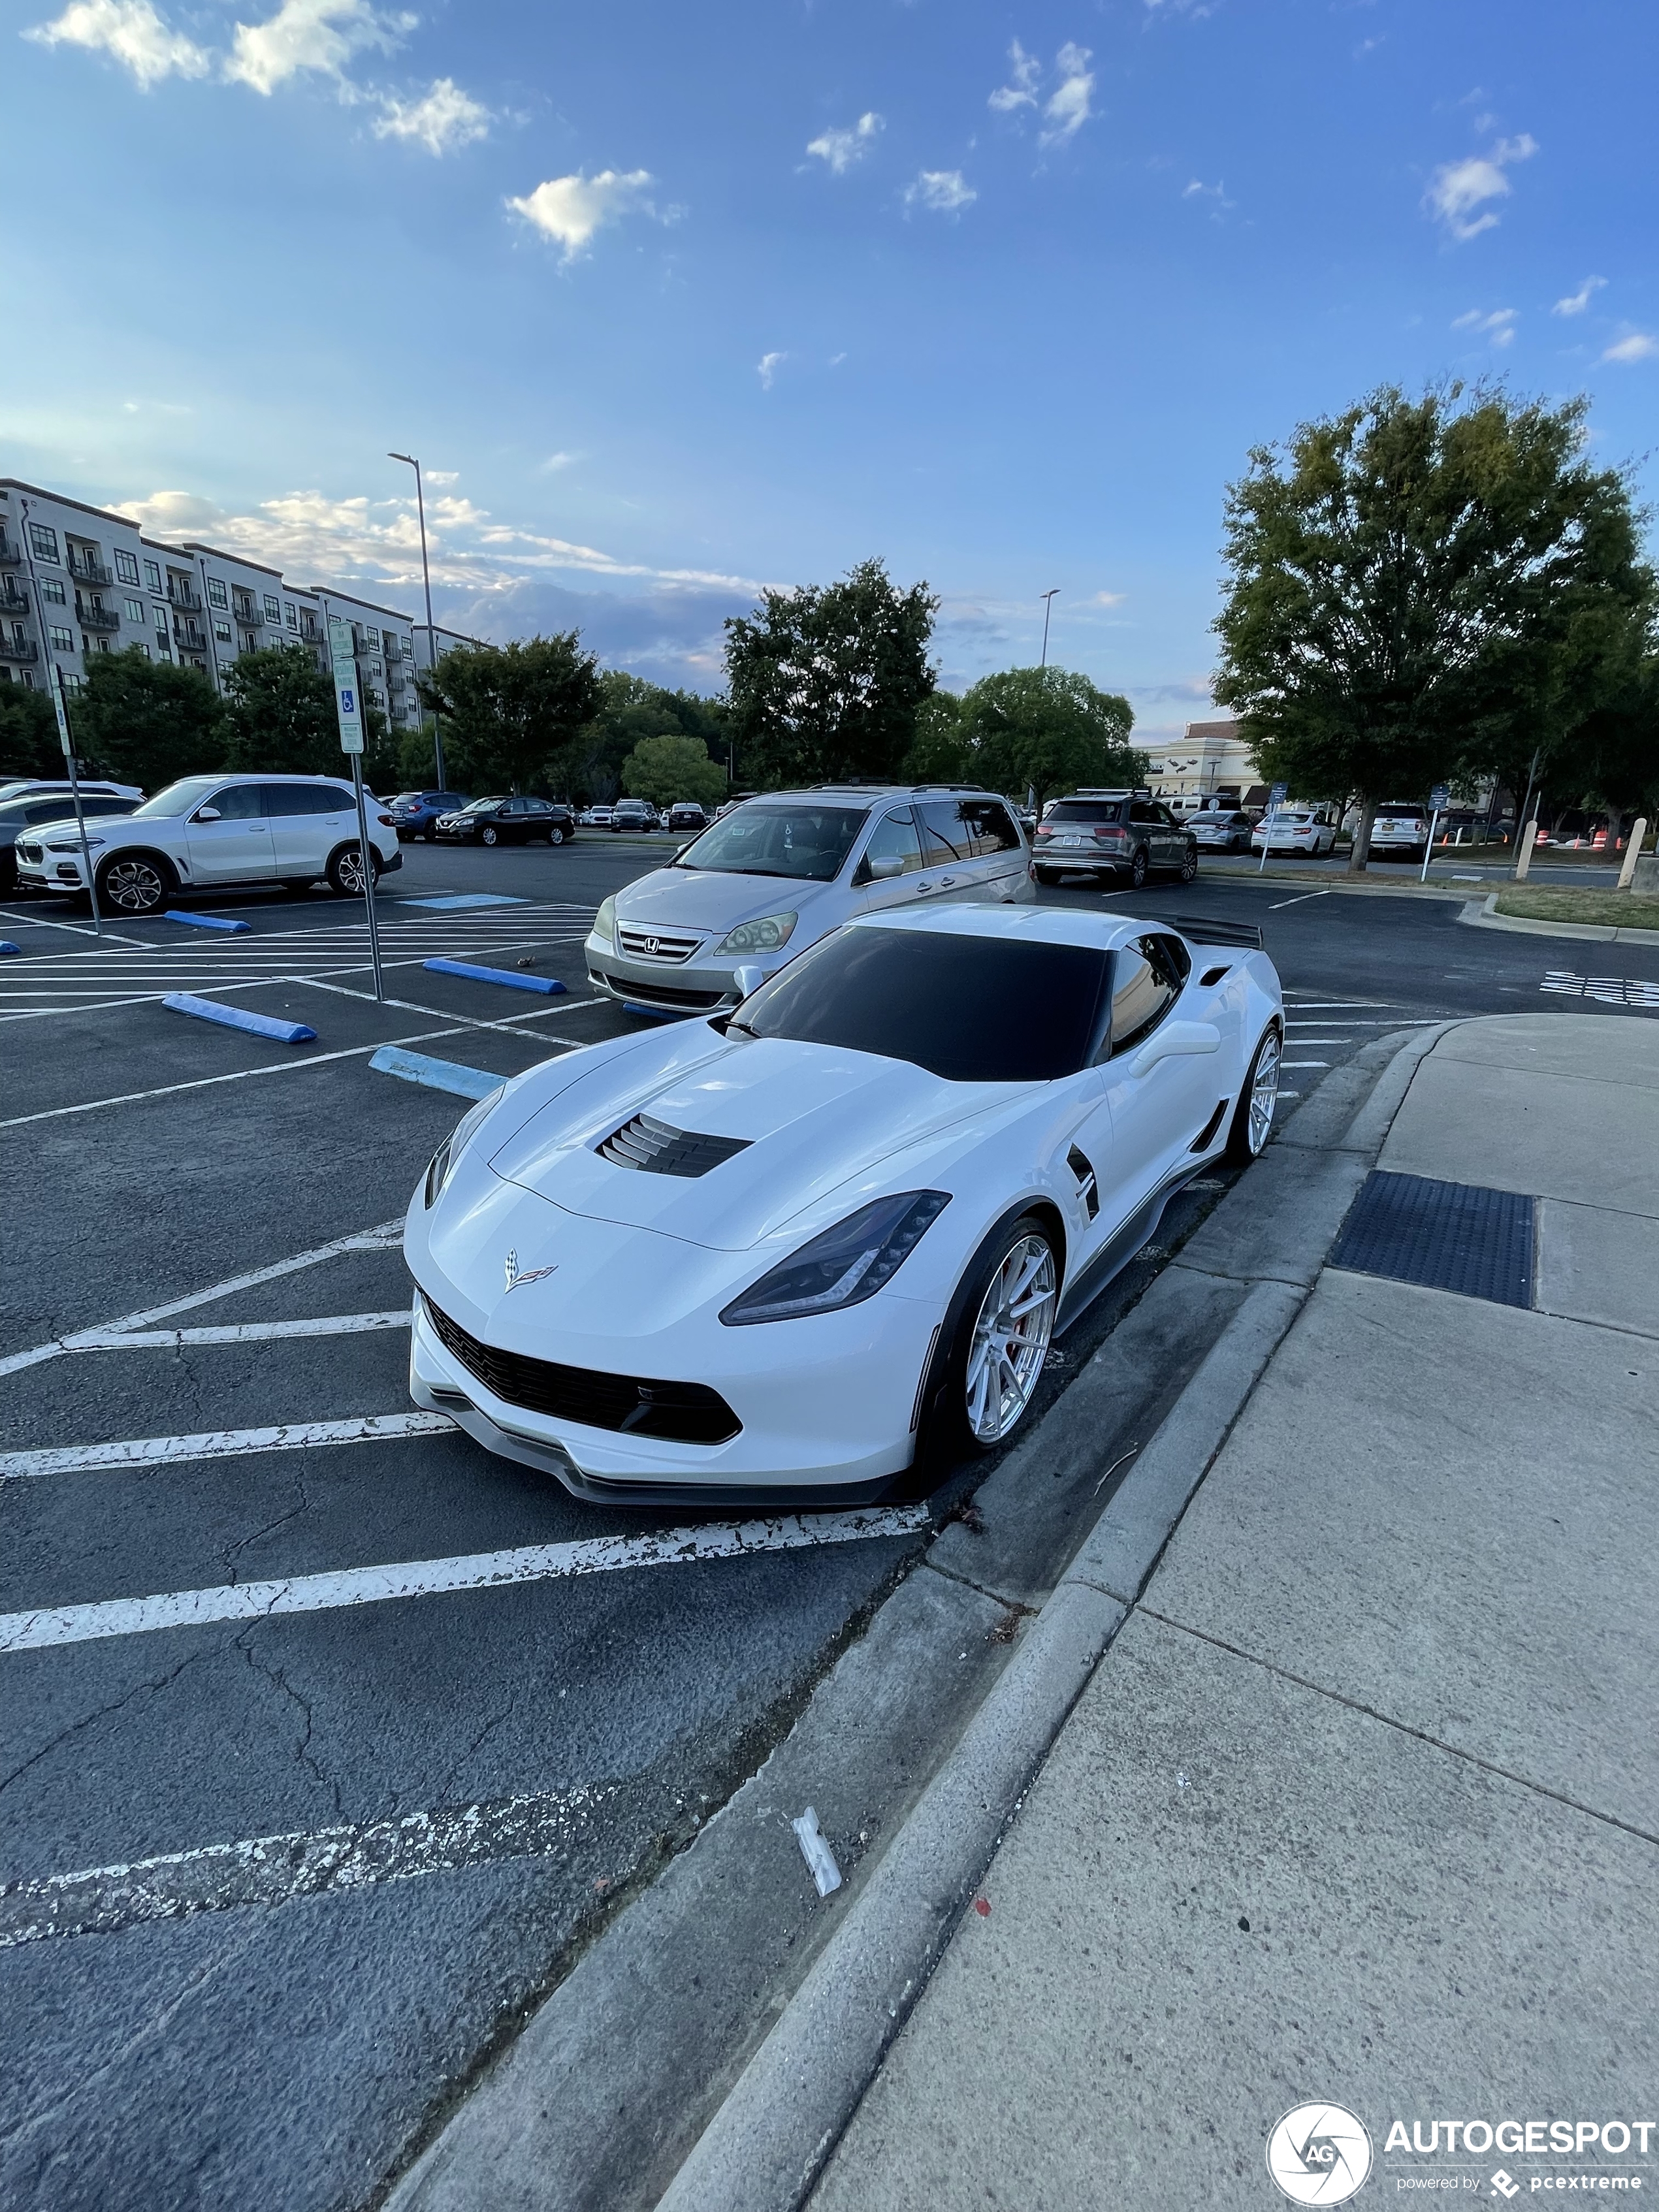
[132,777,221,818]
[674,804,868,882]
[735,926,1112,1082]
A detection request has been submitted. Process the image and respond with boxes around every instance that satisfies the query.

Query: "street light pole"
[1039,589,1059,668]
[389,451,445,790]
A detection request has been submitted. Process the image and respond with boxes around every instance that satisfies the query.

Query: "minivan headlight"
[423,1084,506,1208]
[720,1191,950,1325]
[715,910,797,956]
[592,894,617,944]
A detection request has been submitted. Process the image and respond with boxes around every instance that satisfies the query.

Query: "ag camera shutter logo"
[1266,2103,1374,2204]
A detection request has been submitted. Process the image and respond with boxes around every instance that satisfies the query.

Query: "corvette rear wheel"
[956,1217,1058,1449]
[1223,1023,1282,1164]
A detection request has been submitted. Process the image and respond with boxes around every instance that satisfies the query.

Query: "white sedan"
[1251,810,1338,856]
[404,905,1283,1503]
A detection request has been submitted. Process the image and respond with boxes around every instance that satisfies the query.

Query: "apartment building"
[0,479,476,737]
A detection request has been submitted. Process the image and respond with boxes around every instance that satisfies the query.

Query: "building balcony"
[67,556,114,588]
[174,624,208,652]
[0,585,31,618]
[0,635,40,663]
[0,536,23,568]
[166,583,202,613]
[78,603,121,633]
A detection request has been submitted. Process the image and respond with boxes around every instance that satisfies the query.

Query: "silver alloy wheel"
[335,845,370,895]
[964,1233,1058,1444]
[101,857,165,914]
[1248,1026,1282,1154]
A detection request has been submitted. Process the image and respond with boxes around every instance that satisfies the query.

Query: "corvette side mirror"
[865,854,904,881]
[192,806,221,822]
[1128,1019,1221,1078]
[733,963,765,1000]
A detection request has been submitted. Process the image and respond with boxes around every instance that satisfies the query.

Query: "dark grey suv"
[1032,791,1198,888]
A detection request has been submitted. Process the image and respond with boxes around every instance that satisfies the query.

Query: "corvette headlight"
[423,1084,505,1209]
[720,1191,950,1326]
[592,894,617,944]
[715,910,797,956]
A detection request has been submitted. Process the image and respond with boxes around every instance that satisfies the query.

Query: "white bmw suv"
[14,772,402,915]
[585,784,1034,1016]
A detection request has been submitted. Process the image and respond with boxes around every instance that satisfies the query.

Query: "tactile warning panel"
[1329,1171,1536,1308]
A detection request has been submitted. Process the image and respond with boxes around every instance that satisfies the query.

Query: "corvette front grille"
[423,1296,741,1445]
[598,1112,752,1178]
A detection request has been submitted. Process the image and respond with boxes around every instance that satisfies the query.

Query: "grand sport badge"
[1266,2103,1374,2204]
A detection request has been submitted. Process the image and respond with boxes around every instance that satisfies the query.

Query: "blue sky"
[5,0,1655,744]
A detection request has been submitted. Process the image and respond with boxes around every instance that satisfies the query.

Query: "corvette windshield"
[737,927,1112,1082]
[675,805,867,882]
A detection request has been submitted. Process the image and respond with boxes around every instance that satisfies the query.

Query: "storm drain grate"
[1329,1171,1535,1308]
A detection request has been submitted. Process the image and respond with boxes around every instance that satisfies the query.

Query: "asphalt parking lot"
[4,836,1658,2212]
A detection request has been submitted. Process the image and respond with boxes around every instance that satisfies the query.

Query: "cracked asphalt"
[4,841,1651,2211]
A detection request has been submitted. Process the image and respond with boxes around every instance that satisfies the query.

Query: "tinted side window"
[204,784,266,820]
[1145,933,1191,988]
[1129,801,1159,827]
[860,809,927,877]
[82,797,137,817]
[1109,947,1176,1054]
[961,799,1021,855]
[263,784,324,816]
[916,799,972,865]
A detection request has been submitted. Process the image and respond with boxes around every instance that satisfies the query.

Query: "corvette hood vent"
[598,1111,753,1179]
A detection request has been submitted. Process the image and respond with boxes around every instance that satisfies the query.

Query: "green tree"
[417,633,602,795]
[956,666,1142,811]
[903,690,971,782]
[0,681,60,782]
[724,558,938,787]
[220,645,396,791]
[73,646,226,792]
[1214,383,1654,871]
[1554,623,1659,848]
[619,731,728,810]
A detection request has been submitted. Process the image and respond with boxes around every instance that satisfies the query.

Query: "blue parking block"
[398,894,528,910]
[423,957,568,995]
[369,1046,504,1100]
[163,994,317,1044]
[162,909,251,933]
[0,942,20,957]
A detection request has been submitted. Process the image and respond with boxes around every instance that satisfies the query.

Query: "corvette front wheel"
[942,1213,1059,1455]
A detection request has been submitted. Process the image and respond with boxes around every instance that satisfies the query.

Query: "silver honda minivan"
[585,784,1034,1015]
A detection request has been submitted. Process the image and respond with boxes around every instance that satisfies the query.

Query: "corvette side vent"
[598,1112,752,1179]
[1067,1144,1100,1221]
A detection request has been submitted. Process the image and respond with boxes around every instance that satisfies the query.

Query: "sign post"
[52,664,103,938]
[1421,784,1450,882]
[1258,781,1288,873]
[329,617,383,1002]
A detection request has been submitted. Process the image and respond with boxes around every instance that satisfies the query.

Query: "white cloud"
[374,76,489,153]
[1453,306,1517,346]
[1091,590,1127,607]
[756,352,785,390]
[1425,133,1538,242]
[988,39,1040,112]
[805,110,882,174]
[507,169,659,261]
[225,0,411,95]
[1602,332,1656,364]
[905,169,976,214]
[24,0,208,88]
[1040,42,1093,148]
[1553,275,1607,317]
[538,453,579,473]
[423,469,459,485]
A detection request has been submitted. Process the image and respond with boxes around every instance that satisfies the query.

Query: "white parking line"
[67,1312,411,1351]
[0,1222,406,1379]
[1281,1060,1330,1069]
[0,1784,619,1947]
[0,1508,931,1651]
[1268,890,1333,908]
[0,1413,455,1483]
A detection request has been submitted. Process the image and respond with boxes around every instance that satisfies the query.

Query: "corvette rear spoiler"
[1170,914,1264,950]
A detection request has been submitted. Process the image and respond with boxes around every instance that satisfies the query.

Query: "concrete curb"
[1457,893,1659,945]
[654,1027,1449,2212]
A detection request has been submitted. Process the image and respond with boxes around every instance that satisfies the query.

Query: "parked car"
[434,796,575,847]
[408,903,1285,1499]
[665,801,709,835]
[1367,803,1432,862]
[579,807,613,828]
[13,773,402,914]
[0,778,144,806]
[1031,791,1197,889]
[585,785,1032,1016]
[1188,808,1256,854]
[1251,809,1338,857]
[610,799,660,833]
[390,790,471,842]
[0,790,140,891]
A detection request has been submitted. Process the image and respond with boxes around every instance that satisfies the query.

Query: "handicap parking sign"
[340,688,355,713]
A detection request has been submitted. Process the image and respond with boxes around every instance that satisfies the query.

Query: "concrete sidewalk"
[809,1015,1659,2208]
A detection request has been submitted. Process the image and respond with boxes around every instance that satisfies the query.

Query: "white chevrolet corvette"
[404,905,1283,1503]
